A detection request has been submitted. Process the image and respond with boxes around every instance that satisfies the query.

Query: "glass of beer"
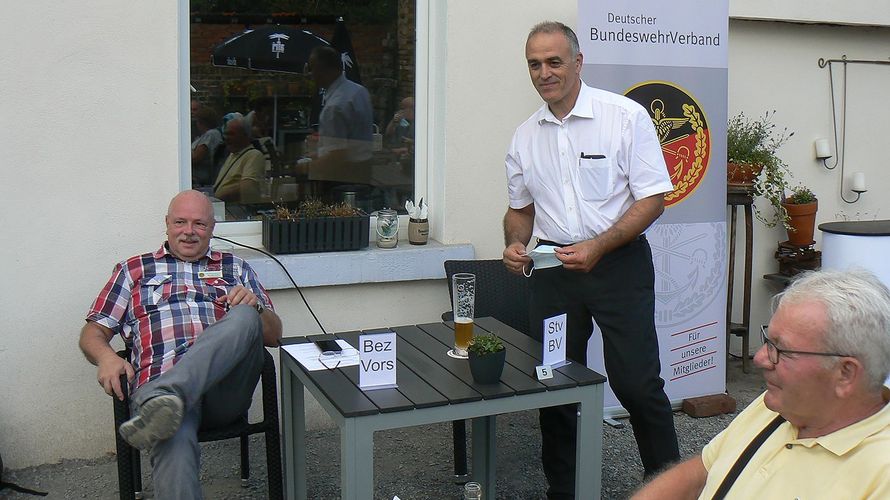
[452,273,476,357]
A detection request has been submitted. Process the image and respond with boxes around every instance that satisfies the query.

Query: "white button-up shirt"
[506,82,673,244]
[318,73,373,162]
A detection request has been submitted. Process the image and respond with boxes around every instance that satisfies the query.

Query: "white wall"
[726,19,890,351]
[0,2,182,468]
[730,0,890,27]
[2,0,889,469]
[439,0,576,258]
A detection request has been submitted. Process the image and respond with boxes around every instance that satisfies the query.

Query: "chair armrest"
[114,349,132,401]
[441,310,454,322]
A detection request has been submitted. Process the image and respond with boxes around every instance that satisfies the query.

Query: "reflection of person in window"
[213,116,264,203]
[245,97,274,141]
[303,45,373,185]
[191,106,222,187]
[384,96,414,154]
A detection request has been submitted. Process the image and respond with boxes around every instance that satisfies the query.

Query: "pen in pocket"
[580,152,606,159]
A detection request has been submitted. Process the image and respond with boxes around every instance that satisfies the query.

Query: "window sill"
[236,240,475,289]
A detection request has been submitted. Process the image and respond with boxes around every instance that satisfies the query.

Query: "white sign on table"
[359,330,398,390]
[543,313,568,368]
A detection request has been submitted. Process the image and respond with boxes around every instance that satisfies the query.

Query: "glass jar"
[463,481,482,499]
[375,209,399,248]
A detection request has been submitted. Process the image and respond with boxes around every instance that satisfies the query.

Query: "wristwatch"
[254,302,266,315]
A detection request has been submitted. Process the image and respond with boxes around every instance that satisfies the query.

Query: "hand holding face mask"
[522,245,563,277]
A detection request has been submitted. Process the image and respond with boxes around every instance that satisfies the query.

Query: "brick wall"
[397,0,415,100]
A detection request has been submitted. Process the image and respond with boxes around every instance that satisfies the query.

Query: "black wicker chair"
[112,348,283,500]
[443,259,531,481]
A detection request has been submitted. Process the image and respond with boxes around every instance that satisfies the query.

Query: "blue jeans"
[130,304,265,500]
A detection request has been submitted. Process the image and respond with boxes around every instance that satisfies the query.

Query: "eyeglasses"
[759,325,853,365]
[318,348,359,370]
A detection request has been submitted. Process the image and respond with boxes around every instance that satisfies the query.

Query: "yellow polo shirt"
[699,390,890,499]
[213,146,265,202]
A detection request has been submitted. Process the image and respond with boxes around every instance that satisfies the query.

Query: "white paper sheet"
[283,340,359,371]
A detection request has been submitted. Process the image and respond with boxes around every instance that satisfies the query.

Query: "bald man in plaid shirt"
[79,190,282,499]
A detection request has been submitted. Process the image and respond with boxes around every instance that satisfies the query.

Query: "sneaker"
[119,394,184,451]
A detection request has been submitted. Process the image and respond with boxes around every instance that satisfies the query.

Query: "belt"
[537,234,646,248]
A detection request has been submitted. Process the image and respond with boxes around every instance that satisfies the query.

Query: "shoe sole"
[119,394,184,451]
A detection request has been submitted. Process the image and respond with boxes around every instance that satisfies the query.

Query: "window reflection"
[189,4,415,221]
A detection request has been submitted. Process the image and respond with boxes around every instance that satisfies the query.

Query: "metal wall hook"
[819,54,890,202]
[822,56,847,173]
[841,189,864,204]
[819,55,890,67]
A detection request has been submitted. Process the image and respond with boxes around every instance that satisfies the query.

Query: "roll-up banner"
[578,1,729,415]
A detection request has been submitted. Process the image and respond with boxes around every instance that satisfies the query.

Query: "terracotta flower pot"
[727,162,764,188]
[782,201,818,246]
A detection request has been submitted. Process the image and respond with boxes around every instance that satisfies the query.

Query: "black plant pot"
[468,349,506,384]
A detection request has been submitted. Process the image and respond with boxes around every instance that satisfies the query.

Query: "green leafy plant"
[467,334,505,356]
[727,110,795,229]
[785,185,817,205]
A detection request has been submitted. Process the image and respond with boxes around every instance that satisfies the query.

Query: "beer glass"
[452,273,476,357]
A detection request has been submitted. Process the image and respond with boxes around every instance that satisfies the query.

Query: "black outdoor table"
[279,317,607,499]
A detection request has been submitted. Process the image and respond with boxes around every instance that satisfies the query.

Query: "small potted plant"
[727,110,795,228]
[262,200,369,254]
[781,185,818,246]
[467,334,506,384]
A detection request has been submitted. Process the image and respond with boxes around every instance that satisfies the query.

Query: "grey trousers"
[130,304,265,500]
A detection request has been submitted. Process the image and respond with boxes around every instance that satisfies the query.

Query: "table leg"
[341,418,374,500]
[471,416,496,499]
[281,363,306,500]
[575,385,604,498]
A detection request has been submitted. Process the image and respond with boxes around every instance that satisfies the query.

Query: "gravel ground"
[1,358,763,499]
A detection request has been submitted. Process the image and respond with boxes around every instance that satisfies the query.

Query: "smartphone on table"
[314,339,343,354]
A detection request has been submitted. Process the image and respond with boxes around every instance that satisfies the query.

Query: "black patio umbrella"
[211,25,330,74]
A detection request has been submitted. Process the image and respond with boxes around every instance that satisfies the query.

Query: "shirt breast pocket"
[578,156,615,201]
[137,275,173,307]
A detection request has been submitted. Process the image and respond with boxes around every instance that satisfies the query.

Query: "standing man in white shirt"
[502,21,679,498]
[304,45,374,189]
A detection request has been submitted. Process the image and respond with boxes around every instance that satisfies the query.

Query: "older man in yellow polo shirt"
[213,115,265,204]
[634,269,890,499]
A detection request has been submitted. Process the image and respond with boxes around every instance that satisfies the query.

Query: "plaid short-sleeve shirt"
[86,244,273,389]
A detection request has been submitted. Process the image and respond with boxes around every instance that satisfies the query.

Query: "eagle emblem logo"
[625,81,710,207]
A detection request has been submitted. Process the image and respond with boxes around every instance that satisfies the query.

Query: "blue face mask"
[522,245,562,277]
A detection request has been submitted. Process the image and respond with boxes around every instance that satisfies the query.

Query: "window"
[188,1,416,221]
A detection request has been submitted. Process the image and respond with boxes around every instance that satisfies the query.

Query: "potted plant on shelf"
[467,333,506,384]
[262,200,369,254]
[727,110,795,228]
[781,185,818,246]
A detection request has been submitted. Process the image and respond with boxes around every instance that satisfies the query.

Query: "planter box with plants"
[262,200,370,254]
